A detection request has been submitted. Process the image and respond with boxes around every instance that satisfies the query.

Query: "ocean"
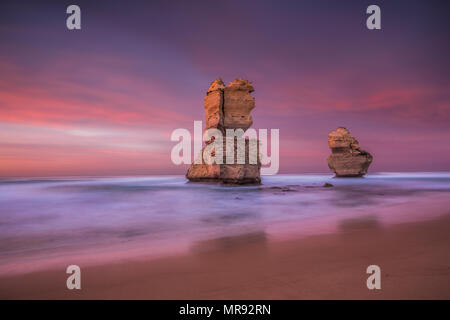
[1,172,450,274]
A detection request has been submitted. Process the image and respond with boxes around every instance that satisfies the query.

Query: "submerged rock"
[327,127,373,177]
[186,78,260,184]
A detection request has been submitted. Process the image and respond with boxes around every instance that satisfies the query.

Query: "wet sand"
[1,214,449,299]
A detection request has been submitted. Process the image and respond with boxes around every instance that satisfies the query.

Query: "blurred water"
[1,172,450,274]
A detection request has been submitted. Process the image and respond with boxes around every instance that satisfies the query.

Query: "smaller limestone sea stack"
[327,127,373,177]
[186,78,261,184]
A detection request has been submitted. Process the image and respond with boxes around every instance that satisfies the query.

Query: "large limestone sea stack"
[327,127,373,177]
[186,78,261,184]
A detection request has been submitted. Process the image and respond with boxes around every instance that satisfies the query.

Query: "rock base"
[186,138,261,185]
[186,163,261,184]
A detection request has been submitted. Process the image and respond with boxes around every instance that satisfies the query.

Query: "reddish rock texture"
[186,138,260,184]
[327,127,373,177]
[223,78,255,131]
[204,78,225,132]
[186,78,260,184]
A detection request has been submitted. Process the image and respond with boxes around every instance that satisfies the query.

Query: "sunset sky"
[1,0,449,177]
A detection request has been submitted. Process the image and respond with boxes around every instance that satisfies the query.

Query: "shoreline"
[1,191,449,277]
[1,213,449,299]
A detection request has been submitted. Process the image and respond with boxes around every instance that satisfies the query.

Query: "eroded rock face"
[187,78,260,184]
[223,79,255,131]
[327,127,373,177]
[203,78,255,132]
[204,78,225,131]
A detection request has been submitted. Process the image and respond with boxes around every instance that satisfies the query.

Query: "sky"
[0,0,449,177]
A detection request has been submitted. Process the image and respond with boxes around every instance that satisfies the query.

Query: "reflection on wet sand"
[191,231,267,255]
[2,215,449,299]
[338,215,381,233]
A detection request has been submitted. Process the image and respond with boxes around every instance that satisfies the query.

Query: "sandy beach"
[1,212,449,299]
